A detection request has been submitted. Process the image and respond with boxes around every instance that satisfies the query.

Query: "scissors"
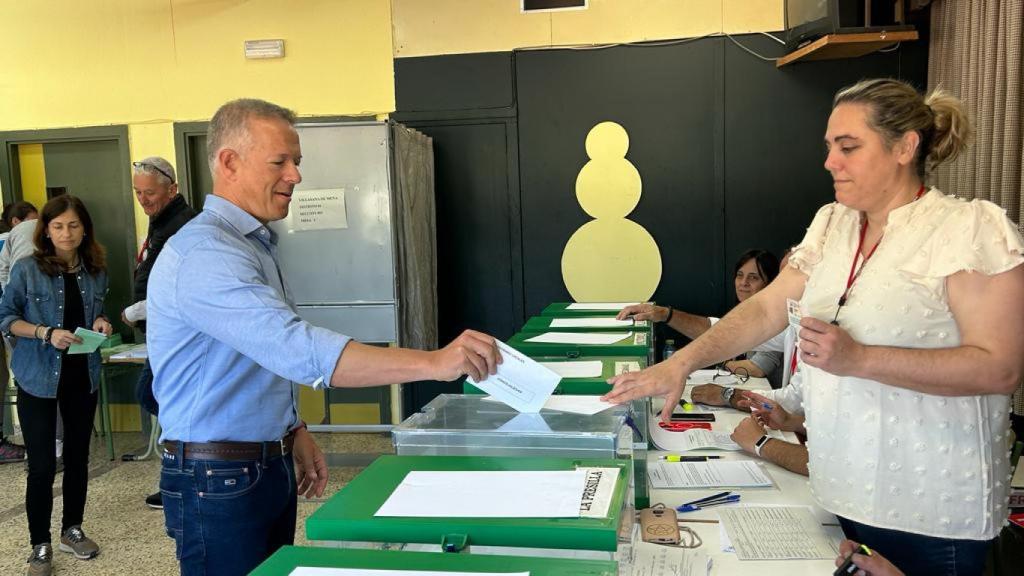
[657,421,712,432]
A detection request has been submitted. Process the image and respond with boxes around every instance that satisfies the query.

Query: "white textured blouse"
[789,188,1024,540]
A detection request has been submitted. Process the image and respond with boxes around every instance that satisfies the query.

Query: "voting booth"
[305,455,633,563]
[250,546,619,576]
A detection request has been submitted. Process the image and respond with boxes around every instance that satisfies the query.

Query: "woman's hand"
[797,317,866,376]
[730,416,766,454]
[49,329,83,350]
[93,317,114,336]
[615,303,668,322]
[603,360,687,421]
[834,540,904,576]
[737,391,799,432]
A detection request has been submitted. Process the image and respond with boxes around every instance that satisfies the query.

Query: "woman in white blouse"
[605,78,1024,574]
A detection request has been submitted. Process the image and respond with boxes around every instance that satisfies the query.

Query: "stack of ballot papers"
[524,332,630,345]
[549,317,634,328]
[717,506,838,560]
[648,460,772,489]
[566,302,638,310]
[374,468,619,519]
[288,565,528,569]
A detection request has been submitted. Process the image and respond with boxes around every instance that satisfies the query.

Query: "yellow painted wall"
[2,0,395,248]
[17,144,48,211]
[392,0,784,57]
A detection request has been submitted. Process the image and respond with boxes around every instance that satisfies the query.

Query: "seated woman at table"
[617,249,783,385]
[605,78,1024,575]
[0,195,112,573]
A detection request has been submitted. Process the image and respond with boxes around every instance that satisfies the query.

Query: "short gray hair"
[132,156,176,186]
[206,98,297,174]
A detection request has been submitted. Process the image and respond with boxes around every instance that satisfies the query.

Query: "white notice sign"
[288,188,348,232]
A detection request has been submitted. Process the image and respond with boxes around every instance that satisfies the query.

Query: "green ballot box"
[506,330,651,361]
[540,302,641,318]
[250,546,618,576]
[306,455,632,559]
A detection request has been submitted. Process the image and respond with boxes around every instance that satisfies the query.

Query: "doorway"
[0,126,137,341]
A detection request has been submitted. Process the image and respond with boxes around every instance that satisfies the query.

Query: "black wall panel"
[516,42,725,318]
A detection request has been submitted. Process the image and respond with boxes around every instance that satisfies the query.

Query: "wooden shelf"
[776,30,919,68]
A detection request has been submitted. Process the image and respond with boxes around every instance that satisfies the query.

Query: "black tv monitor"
[785,0,911,50]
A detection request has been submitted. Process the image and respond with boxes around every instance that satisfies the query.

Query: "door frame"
[0,125,136,275]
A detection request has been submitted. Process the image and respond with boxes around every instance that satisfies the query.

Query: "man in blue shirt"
[148,98,500,576]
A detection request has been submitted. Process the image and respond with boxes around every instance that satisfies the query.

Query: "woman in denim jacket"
[0,195,112,576]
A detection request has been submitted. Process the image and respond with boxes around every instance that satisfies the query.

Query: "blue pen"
[676,494,741,512]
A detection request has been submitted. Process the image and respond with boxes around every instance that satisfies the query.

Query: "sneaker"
[0,439,27,463]
[58,526,99,560]
[25,543,52,576]
[145,492,163,510]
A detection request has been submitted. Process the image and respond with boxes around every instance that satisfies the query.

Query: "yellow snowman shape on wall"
[562,121,662,301]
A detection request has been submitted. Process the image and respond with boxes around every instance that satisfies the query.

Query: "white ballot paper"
[467,341,560,412]
[648,461,772,489]
[497,413,552,433]
[375,470,586,518]
[542,395,616,415]
[525,332,630,345]
[686,369,720,384]
[566,302,639,310]
[539,360,603,378]
[550,317,634,328]
[674,429,742,451]
[289,569,528,576]
[717,506,838,560]
[632,540,712,576]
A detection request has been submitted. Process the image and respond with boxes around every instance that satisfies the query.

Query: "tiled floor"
[0,431,393,575]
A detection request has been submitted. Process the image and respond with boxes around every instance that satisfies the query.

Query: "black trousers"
[17,372,97,546]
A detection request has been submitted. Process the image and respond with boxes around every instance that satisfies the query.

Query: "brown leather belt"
[164,432,295,462]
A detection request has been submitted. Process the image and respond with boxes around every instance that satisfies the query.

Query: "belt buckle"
[279,438,287,456]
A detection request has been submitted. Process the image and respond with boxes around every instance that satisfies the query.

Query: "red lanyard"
[832,185,926,324]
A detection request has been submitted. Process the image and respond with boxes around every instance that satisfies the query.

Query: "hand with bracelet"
[47,327,83,350]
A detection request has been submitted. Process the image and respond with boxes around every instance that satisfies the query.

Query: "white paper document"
[550,317,634,328]
[289,569,528,576]
[525,332,630,345]
[542,395,616,415]
[539,360,603,378]
[566,301,639,310]
[632,540,711,576]
[577,467,619,518]
[686,369,720,384]
[648,460,772,489]
[717,506,838,560]
[287,188,348,232]
[674,429,742,451]
[109,344,148,360]
[467,341,560,412]
[375,470,586,518]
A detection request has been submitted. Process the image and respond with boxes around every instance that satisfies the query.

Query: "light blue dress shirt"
[148,194,350,442]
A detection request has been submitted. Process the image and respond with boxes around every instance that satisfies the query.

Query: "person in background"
[606,78,1024,574]
[0,201,40,288]
[0,201,37,463]
[0,195,113,576]
[125,156,197,510]
[617,249,783,386]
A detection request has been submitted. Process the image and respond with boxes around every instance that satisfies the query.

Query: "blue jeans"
[160,447,297,576]
[839,516,992,576]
